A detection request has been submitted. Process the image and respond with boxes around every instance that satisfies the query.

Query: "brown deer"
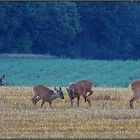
[0,74,5,86]
[129,79,140,109]
[66,80,94,107]
[32,85,64,108]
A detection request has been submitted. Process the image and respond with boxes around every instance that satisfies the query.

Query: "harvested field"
[0,86,140,138]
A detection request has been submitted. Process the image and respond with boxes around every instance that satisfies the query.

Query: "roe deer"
[0,74,5,86]
[129,79,140,109]
[66,80,94,107]
[32,85,64,108]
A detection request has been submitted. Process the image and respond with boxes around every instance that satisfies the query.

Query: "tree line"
[0,2,140,60]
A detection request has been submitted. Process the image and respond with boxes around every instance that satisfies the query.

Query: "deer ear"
[59,86,62,91]
[54,87,58,92]
[66,88,69,92]
[2,74,5,79]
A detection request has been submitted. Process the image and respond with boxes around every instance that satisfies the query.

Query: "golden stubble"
[0,86,140,138]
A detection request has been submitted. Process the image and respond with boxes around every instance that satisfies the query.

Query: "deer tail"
[129,83,132,90]
[85,91,93,102]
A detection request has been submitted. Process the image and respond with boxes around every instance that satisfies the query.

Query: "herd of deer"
[32,79,140,109]
[0,74,140,109]
[32,80,93,108]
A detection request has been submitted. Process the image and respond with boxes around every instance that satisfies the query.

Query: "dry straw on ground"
[0,86,140,138]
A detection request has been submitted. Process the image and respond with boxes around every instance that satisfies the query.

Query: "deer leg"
[41,100,45,108]
[32,95,37,100]
[86,97,91,107]
[32,96,41,105]
[130,97,137,109]
[83,91,93,102]
[49,102,52,108]
[83,95,87,102]
[32,95,36,104]
[70,98,73,107]
[34,97,41,105]
[77,96,80,107]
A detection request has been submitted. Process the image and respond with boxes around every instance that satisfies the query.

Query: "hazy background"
[0,2,140,60]
[0,2,140,87]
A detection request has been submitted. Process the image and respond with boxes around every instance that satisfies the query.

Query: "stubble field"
[1,86,140,138]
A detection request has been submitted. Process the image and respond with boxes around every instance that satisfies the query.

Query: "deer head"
[54,86,64,99]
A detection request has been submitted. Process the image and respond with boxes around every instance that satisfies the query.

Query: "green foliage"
[0,2,140,59]
[0,57,140,87]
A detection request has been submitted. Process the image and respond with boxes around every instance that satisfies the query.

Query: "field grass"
[0,56,140,87]
[1,86,140,138]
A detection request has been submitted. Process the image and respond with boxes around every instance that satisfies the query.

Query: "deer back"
[130,80,140,94]
[33,85,54,99]
[68,80,93,96]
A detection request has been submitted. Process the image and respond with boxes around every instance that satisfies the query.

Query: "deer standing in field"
[129,79,140,109]
[0,74,5,86]
[32,85,64,108]
[66,80,94,107]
